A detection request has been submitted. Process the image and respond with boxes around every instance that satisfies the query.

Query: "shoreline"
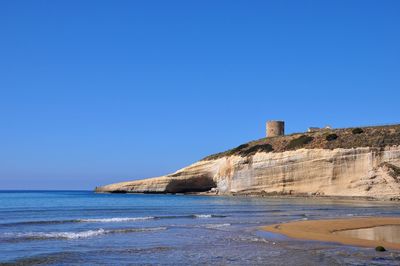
[95,190,400,202]
[262,217,400,250]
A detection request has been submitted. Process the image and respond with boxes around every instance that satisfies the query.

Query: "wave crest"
[193,214,212,218]
[78,217,155,223]
[2,227,167,241]
[192,214,226,218]
[204,223,231,228]
[0,214,226,228]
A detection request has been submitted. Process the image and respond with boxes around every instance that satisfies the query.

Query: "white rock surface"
[96,146,400,199]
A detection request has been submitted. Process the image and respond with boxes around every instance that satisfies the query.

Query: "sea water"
[1,191,400,265]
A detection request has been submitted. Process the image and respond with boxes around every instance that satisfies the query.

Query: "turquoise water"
[1,191,400,265]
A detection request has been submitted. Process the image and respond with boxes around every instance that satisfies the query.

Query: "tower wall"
[266,121,285,137]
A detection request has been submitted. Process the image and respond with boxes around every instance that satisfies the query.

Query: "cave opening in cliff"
[165,176,217,193]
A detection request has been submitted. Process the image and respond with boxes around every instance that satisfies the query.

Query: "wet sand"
[262,217,400,249]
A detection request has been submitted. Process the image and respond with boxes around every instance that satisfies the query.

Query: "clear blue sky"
[1,1,399,189]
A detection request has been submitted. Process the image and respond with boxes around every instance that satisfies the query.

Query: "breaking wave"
[0,214,225,227]
[204,223,231,229]
[78,217,155,222]
[192,214,212,218]
[2,227,167,241]
[201,223,231,229]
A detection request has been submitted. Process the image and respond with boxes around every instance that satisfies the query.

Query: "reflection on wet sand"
[335,225,400,244]
[262,217,400,249]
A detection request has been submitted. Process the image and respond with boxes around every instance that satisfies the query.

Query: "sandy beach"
[262,217,400,250]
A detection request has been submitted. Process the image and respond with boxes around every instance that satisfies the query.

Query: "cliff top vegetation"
[203,124,400,160]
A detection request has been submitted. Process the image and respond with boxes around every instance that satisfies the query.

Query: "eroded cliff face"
[96,146,400,199]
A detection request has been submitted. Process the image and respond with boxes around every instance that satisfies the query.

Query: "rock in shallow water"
[375,246,386,252]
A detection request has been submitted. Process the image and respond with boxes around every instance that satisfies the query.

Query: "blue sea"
[1,191,400,265]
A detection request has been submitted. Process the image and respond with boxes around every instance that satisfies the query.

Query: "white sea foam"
[204,223,231,229]
[78,217,155,223]
[10,228,107,239]
[233,236,270,243]
[193,214,213,218]
[4,226,167,240]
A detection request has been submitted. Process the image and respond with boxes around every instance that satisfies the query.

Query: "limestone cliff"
[96,125,400,199]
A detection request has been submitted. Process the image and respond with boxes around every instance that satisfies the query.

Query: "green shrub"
[352,128,364,134]
[203,143,274,159]
[286,135,313,150]
[238,144,273,156]
[326,133,338,141]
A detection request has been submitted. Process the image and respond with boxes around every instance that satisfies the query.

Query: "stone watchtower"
[266,120,285,137]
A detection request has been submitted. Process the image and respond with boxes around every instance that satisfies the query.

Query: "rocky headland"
[96,125,400,200]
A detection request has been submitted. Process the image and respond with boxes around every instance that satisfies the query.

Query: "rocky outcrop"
[96,125,400,199]
[95,146,400,199]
